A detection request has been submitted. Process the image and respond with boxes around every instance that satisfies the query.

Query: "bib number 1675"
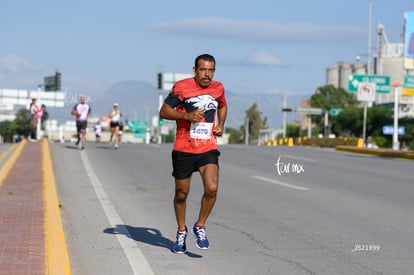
[190,122,213,140]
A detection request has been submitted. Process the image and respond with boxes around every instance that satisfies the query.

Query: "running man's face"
[80,96,86,104]
[193,59,216,88]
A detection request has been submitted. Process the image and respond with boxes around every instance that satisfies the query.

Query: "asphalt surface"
[0,140,413,274]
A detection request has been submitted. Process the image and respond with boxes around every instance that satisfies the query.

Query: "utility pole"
[282,94,287,138]
[244,116,249,145]
[362,0,373,147]
[367,0,373,75]
[392,82,401,150]
[324,111,329,137]
[157,72,164,144]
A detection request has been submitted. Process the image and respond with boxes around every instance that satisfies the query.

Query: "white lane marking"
[252,175,308,191]
[81,150,154,275]
[283,154,318,163]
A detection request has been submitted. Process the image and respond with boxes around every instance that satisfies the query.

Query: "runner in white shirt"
[109,102,122,149]
[94,121,102,142]
[71,95,91,150]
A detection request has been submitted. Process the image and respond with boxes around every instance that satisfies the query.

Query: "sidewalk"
[0,139,70,275]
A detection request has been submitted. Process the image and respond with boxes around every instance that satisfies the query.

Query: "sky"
[1,0,414,109]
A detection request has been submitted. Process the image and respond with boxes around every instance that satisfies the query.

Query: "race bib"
[190,122,213,140]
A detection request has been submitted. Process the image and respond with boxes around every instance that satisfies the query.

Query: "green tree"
[366,106,392,136]
[277,123,301,139]
[227,103,268,144]
[12,108,32,137]
[398,116,414,149]
[310,85,359,111]
[286,124,300,138]
[0,120,14,142]
[227,126,243,144]
[311,85,359,132]
[332,107,362,136]
[241,102,268,143]
[333,106,393,141]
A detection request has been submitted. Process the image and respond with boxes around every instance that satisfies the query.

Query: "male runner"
[71,95,91,150]
[159,54,227,253]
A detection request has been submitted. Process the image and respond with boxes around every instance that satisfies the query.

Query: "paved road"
[48,142,413,275]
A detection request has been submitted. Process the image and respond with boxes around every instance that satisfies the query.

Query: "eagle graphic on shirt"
[185,95,218,123]
[185,95,218,111]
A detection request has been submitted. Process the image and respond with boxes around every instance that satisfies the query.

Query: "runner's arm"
[213,104,227,136]
[160,103,204,122]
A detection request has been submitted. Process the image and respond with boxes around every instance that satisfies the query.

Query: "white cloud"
[0,54,43,72]
[221,51,282,67]
[0,54,46,89]
[148,17,364,42]
[245,51,282,66]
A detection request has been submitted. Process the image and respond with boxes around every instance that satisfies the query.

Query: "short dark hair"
[194,54,216,68]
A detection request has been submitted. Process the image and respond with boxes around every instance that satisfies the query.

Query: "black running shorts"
[171,149,220,179]
[110,121,120,128]
[76,121,87,131]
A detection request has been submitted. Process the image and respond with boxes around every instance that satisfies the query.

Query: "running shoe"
[193,224,209,249]
[172,227,187,254]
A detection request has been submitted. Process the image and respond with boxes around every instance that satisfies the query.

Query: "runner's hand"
[187,109,204,122]
[213,125,223,136]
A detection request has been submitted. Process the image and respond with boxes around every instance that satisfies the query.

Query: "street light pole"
[362,102,368,146]
[244,116,249,145]
[392,81,401,150]
[362,0,373,147]
[282,94,287,138]
[367,0,373,75]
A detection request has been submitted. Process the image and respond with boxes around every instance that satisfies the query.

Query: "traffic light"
[159,117,164,125]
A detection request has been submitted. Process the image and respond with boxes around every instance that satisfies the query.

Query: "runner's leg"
[196,164,219,226]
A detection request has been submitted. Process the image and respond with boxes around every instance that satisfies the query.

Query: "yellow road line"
[42,139,71,275]
[0,143,18,162]
[0,141,26,187]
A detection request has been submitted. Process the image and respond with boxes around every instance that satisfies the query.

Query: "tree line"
[0,108,48,142]
[227,85,414,149]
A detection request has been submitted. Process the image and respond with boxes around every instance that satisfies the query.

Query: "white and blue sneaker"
[172,227,187,254]
[193,224,209,249]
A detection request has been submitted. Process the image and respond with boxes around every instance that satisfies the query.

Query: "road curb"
[42,139,71,274]
[336,145,414,160]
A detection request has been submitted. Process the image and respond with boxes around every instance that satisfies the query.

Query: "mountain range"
[46,80,307,130]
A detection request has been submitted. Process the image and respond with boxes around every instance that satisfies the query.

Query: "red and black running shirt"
[164,77,227,154]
